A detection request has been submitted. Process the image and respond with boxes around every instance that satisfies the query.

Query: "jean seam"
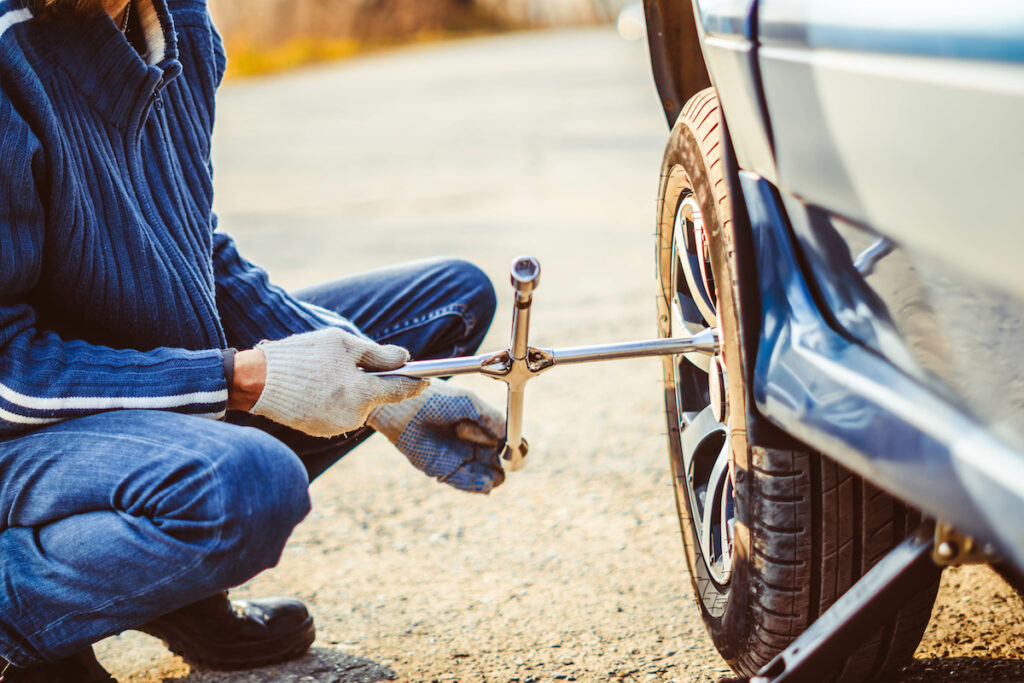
[17,430,226,653]
[371,303,475,348]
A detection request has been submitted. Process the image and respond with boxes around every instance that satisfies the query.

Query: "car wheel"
[655,87,940,680]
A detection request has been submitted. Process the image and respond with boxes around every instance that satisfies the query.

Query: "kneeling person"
[0,0,506,679]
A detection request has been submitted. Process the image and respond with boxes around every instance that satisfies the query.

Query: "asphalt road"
[95,27,1024,683]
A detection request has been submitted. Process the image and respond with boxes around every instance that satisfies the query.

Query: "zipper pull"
[151,77,164,111]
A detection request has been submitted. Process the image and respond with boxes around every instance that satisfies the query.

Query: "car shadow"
[896,657,1024,682]
[158,647,398,683]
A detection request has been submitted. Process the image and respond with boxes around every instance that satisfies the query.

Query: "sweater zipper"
[126,80,227,349]
[147,78,163,117]
[151,80,164,112]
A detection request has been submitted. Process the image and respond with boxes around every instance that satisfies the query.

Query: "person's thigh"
[0,410,309,665]
[295,257,497,360]
[234,258,498,481]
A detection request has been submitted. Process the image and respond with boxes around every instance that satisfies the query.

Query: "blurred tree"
[477,0,629,26]
[206,0,631,76]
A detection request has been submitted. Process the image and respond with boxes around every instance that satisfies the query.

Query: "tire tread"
[736,445,939,679]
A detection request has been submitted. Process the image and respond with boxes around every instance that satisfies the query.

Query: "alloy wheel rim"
[669,191,736,587]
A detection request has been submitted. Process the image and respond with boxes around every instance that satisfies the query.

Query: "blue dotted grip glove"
[368,380,507,493]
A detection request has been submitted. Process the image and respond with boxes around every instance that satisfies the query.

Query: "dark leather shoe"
[0,647,116,682]
[135,592,314,670]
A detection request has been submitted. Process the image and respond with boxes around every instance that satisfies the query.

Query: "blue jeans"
[0,258,496,666]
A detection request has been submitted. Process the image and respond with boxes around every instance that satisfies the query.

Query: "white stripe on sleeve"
[0,382,227,414]
[0,406,60,426]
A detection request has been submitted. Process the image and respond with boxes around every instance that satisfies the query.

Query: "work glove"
[252,328,427,437]
[368,380,508,493]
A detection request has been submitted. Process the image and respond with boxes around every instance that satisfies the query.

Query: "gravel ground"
[96,27,1024,682]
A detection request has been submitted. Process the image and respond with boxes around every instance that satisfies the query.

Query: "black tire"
[655,88,940,680]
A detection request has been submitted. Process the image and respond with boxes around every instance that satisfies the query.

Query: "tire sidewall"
[656,99,754,666]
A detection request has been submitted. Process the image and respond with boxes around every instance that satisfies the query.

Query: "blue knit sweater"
[0,0,355,436]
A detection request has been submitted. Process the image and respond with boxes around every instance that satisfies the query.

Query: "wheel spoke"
[680,406,721,476]
[673,197,717,327]
[700,438,733,583]
[679,249,717,327]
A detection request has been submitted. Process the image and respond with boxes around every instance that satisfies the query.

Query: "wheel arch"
[643,0,711,128]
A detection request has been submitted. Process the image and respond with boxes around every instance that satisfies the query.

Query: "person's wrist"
[227,348,267,411]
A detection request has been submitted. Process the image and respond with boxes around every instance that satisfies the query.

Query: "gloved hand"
[252,328,427,438]
[368,380,508,493]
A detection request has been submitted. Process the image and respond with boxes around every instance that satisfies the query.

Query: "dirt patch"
[902,565,1024,681]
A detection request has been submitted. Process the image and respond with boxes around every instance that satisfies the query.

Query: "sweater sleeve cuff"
[222,347,237,388]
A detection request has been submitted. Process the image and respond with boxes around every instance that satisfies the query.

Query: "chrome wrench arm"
[374,351,508,379]
[375,330,719,379]
[538,328,718,367]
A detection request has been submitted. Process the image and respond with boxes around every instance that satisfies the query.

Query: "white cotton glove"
[368,380,508,494]
[252,328,427,438]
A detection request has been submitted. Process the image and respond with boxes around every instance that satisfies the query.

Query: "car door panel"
[754,0,1024,439]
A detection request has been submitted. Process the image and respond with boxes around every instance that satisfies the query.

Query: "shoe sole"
[140,615,315,670]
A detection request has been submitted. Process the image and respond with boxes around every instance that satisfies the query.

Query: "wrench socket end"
[510,255,541,297]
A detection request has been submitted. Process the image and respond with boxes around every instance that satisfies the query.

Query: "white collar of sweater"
[133,0,167,66]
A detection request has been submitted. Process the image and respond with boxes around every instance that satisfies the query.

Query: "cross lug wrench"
[375,255,719,472]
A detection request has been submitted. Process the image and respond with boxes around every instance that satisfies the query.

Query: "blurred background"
[208,0,639,77]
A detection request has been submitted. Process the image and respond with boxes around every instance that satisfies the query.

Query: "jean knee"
[441,258,496,342]
[201,430,310,581]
